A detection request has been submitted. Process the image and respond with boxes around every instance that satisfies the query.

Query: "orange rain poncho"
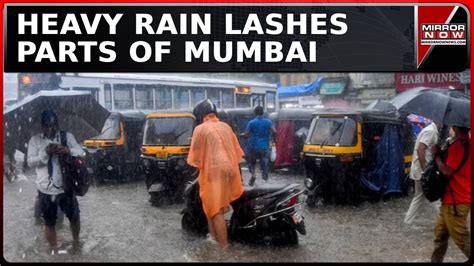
[187,114,244,219]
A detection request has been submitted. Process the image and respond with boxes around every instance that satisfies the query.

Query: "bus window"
[207,88,221,108]
[135,85,154,110]
[252,93,265,107]
[156,86,172,110]
[191,88,205,106]
[266,91,276,112]
[104,84,112,110]
[236,94,251,108]
[114,84,134,110]
[222,89,234,108]
[174,87,190,109]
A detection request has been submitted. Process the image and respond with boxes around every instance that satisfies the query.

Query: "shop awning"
[277,78,323,98]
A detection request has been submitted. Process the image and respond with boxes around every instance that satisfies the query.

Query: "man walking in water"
[243,105,276,186]
[27,110,84,254]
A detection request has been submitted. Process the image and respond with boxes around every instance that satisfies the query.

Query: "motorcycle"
[181,179,306,245]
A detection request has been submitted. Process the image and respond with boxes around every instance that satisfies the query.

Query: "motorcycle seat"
[241,184,289,200]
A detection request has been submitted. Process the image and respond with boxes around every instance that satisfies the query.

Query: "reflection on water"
[3,169,469,263]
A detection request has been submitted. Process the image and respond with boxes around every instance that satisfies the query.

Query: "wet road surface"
[3,167,470,262]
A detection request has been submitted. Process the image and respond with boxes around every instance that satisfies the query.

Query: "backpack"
[421,139,469,202]
[59,131,90,197]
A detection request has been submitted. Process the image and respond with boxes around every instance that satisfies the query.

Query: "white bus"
[58,73,278,112]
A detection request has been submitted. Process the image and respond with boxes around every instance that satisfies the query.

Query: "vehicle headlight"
[304,178,313,188]
[142,158,151,168]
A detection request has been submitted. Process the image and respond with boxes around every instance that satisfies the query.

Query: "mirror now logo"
[420,23,466,45]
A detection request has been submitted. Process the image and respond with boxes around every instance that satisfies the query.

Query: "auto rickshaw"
[272,108,317,173]
[83,111,147,184]
[302,108,414,206]
[140,110,197,207]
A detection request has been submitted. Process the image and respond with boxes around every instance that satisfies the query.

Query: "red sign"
[395,73,465,92]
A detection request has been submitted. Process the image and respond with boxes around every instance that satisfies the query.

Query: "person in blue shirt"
[242,106,276,186]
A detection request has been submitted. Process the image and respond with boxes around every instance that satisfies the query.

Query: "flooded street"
[3,168,469,263]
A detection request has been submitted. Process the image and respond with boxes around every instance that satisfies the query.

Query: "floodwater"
[3,167,470,263]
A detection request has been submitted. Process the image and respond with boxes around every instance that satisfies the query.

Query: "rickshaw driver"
[242,106,277,186]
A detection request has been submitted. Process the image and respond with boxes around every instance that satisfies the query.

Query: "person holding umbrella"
[404,120,443,225]
[390,87,471,261]
[430,125,470,262]
[27,110,85,254]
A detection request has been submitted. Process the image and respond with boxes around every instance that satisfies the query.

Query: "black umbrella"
[390,87,470,128]
[365,99,397,111]
[3,90,110,154]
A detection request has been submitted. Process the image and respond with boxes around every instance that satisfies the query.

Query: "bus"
[50,73,278,112]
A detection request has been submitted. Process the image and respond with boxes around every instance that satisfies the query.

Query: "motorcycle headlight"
[304,178,313,188]
[177,158,186,167]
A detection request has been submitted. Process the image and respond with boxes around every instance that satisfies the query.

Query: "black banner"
[3,5,464,72]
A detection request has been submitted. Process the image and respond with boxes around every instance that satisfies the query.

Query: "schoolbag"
[59,131,90,197]
[421,139,469,202]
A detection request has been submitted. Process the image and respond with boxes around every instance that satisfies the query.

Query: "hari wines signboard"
[395,73,465,92]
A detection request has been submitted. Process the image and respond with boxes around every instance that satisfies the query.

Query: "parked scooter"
[181,179,306,245]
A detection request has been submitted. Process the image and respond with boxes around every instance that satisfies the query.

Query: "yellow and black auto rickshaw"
[141,111,197,207]
[83,111,147,184]
[302,109,414,206]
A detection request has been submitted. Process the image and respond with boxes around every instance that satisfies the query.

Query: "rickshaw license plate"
[156,151,168,158]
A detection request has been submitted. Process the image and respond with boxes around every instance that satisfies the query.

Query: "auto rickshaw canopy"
[277,108,319,121]
[310,108,406,125]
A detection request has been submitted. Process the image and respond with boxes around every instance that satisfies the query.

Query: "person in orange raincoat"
[187,99,244,251]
